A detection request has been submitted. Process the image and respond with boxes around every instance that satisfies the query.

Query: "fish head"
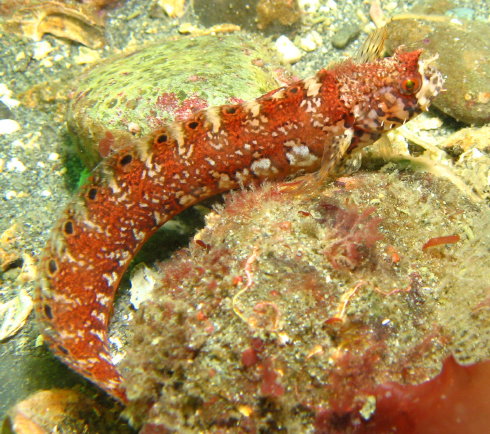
[337,49,444,150]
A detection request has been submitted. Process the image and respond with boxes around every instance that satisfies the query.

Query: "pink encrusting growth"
[35,49,443,402]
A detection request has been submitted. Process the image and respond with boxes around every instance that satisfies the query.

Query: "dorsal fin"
[355,25,388,63]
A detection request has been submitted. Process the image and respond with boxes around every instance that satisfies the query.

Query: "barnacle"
[2,1,105,49]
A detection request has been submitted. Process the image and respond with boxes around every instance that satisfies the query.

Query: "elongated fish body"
[36,49,443,402]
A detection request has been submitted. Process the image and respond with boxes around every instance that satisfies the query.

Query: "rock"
[0,101,13,120]
[193,0,259,30]
[256,0,302,30]
[122,170,490,431]
[275,35,302,63]
[299,30,322,52]
[411,0,456,15]
[331,23,360,49]
[0,119,20,135]
[385,17,490,125]
[446,7,475,20]
[441,126,490,202]
[67,33,281,169]
[192,0,302,31]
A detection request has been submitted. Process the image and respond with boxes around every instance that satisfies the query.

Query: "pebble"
[15,52,25,62]
[74,47,101,65]
[446,7,475,20]
[0,84,20,110]
[275,35,303,63]
[6,157,27,172]
[0,101,13,120]
[32,41,54,61]
[0,119,21,135]
[4,191,18,200]
[331,23,360,49]
[298,0,321,13]
[39,58,54,68]
[158,0,186,18]
[299,30,323,52]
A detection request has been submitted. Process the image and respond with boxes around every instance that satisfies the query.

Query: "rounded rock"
[122,171,489,431]
[68,33,281,169]
[385,17,490,125]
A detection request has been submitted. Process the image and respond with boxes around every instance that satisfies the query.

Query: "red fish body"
[36,49,443,402]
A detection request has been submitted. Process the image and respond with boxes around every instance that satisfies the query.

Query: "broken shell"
[3,1,105,49]
[3,389,125,433]
[0,288,33,341]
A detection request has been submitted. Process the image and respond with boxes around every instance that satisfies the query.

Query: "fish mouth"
[416,54,444,110]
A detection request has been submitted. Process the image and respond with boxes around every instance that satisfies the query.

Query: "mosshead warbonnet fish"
[35,40,443,402]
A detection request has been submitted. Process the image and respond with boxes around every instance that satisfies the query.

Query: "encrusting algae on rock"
[121,171,490,432]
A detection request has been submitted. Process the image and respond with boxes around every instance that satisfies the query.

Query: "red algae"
[422,234,460,251]
[315,343,490,433]
[321,203,383,270]
[360,357,490,434]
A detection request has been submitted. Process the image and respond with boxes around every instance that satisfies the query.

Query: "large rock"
[385,17,490,125]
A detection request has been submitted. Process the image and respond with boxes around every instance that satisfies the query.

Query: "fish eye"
[400,76,421,94]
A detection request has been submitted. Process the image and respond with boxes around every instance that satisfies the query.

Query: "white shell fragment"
[129,263,159,309]
[0,288,34,341]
